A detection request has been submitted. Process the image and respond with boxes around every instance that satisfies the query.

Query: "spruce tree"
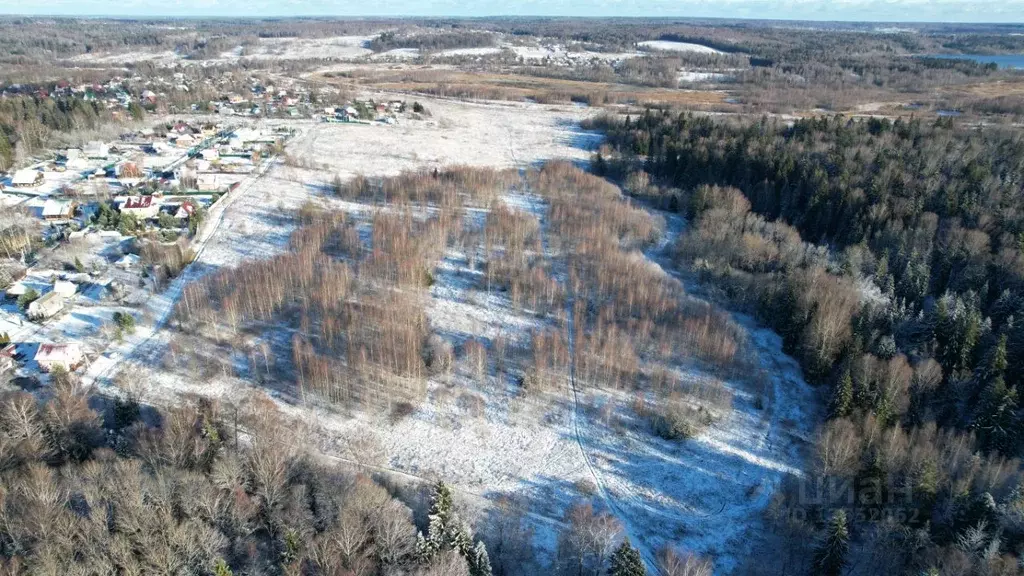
[416,531,433,561]
[469,541,493,576]
[213,559,233,576]
[830,367,853,417]
[446,519,472,556]
[973,376,1019,455]
[812,510,849,576]
[990,334,1009,376]
[0,133,11,171]
[609,539,646,576]
[430,480,454,524]
[594,152,607,176]
[419,480,477,564]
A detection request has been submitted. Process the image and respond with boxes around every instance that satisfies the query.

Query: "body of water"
[922,54,1024,69]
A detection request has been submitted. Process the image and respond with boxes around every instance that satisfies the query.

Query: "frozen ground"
[66,36,653,67]
[372,48,422,60]
[436,47,504,57]
[678,71,733,83]
[66,50,180,65]
[289,97,601,179]
[508,44,642,64]
[82,94,816,574]
[639,40,725,55]
[237,36,374,61]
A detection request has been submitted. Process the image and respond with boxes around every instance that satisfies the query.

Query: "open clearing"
[96,94,814,573]
[312,68,736,108]
[638,40,725,55]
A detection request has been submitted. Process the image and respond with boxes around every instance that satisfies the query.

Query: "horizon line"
[0,14,1021,25]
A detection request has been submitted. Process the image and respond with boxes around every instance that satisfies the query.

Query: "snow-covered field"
[83,94,815,574]
[678,71,733,83]
[436,47,504,57]
[289,98,600,179]
[639,40,725,55]
[371,48,422,60]
[508,44,642,64]
[64,35,727,71]
[67,49,180,65]
[238,36,375,61]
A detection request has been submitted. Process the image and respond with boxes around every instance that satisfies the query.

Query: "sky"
[0,0,1021,23]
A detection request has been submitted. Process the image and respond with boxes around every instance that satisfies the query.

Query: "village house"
[117,196,160,219]
[174,202,196,219]
[118,161,143,178]
[196,173,242,193]
[52,280,77,298]
[41,199,75,220]
[27,291,65,320]
[5,281,28,299]
[34,342,84,372]
[84,141,110,160]
[11,169,43,188]
[66,155,91,170]
[115,253,141,269]
[0,344,16,373]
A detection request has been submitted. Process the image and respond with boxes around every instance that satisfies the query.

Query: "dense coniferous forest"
[593,111,1024,573]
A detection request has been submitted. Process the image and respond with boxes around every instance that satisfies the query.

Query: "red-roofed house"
[118,196,159,219]
[35,343,84,372]
[174,202,196,219]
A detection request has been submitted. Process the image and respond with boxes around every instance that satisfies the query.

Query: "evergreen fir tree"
[469,541,493,576]
[991,334,1009,375]
[875,252,889,286]
[420,512,447,560]
[594,152,607,176]
[213,559,233,576]
[609,539,646,576]
[430,480,454,524]
[973,375,1019,455]
[830,367,853,417]
[416,530,433,561]
[0,133,12,171]
[446,519,472,556]
[420,480,478,564]
[812,510,849,576]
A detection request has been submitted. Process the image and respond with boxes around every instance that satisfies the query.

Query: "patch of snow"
[639,40,724,55]
[371,48,421,60]
[251,36,374,61]
[678,71,731,83]
[436,47,502,57]
[507,44,641,64]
